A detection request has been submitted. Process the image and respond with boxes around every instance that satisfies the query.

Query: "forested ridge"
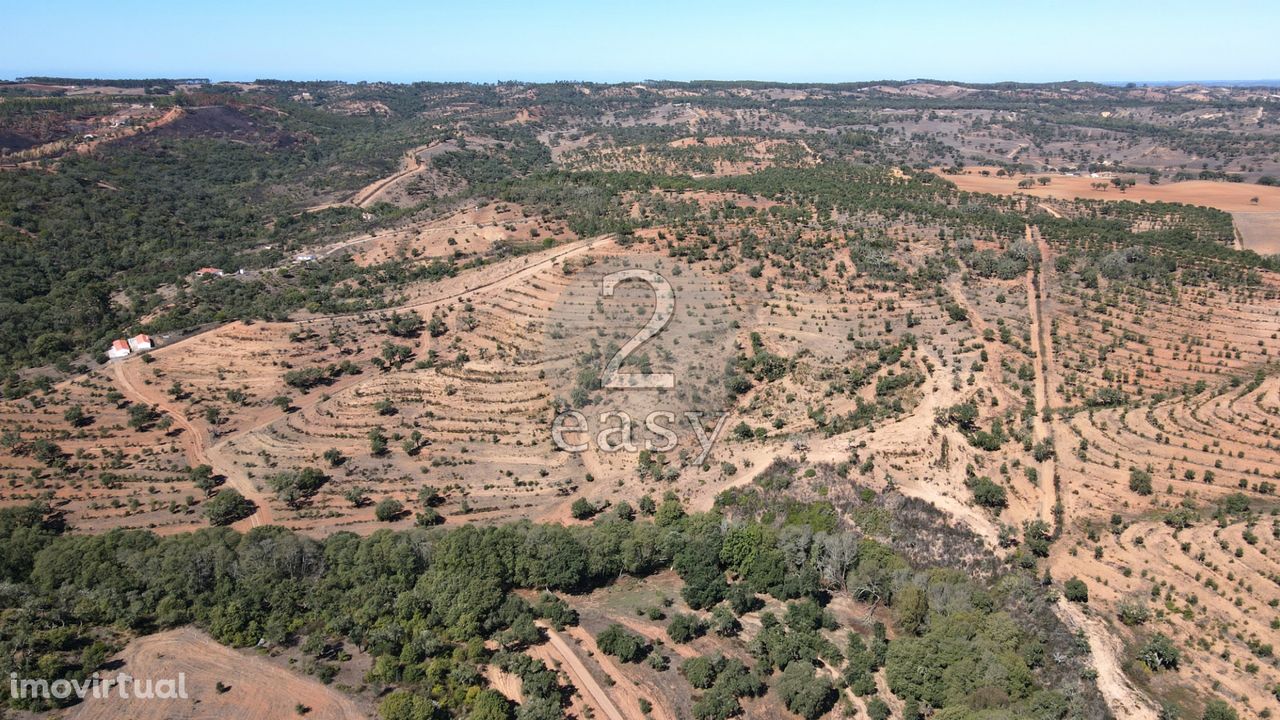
[0,101,434,378]
[0,484,1103,719]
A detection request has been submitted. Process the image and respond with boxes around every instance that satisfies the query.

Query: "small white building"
[127,334,153,352]
[107,339,131,360]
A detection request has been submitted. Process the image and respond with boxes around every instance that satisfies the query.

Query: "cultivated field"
[942,167,1280,213]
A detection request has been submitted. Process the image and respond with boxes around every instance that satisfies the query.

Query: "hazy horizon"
[5,0,1278,85]
[8,75,1280,88]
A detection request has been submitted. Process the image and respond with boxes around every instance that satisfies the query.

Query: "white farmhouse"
[127,334,153,352]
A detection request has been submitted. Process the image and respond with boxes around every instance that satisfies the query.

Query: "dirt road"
[538,625,627,720]
[307,141,456,213]
[112,360,271,529]
[707,346,1002,547]
[349,144,435,207]
[107,233,614,532]
[1025,225,1058,528]
[394,234,615,315]
[1056,600,1159,720]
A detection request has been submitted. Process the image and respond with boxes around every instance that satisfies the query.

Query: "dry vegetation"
[3,77,1280,720]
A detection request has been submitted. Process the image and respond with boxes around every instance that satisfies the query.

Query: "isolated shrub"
[969,476,1008,509]
[1064,577,1089,603]
[570,498,596,520]
[1117,602,1150,626]
[1087,387,1129,407]
[533,593,578,630]
[710,605,741,637]
[415,508,443,527]
[374,498,404,522]
[1137,633,1180,671]
[596,624,646,663]
[203,489,254,526]
[268,467,328,508]
[1202,699,1239,720]
[1129,468,1153,496]
[668,613,707,643]
[681,656,717,689]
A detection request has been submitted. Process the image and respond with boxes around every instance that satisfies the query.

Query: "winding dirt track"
[1055,600,1158,720]
[108,234,613,529]
[1036,204,1160,720]
[348,144,434,208]
[112,361,270,529]
[307,142,451,213]
[706,345,1002,547]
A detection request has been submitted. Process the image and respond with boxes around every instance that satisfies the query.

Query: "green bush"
[1137,633,1180,672]
[596,624,646,663]
[1064,577,1089,603]
[203,489,254,526]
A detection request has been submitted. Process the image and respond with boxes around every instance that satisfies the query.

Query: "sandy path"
[1055,600,1158,720]
[6,107,186,165]
[705,348,1002,547]
[310,233,614,323]
[945,278,1017,406]
[303,142,439,213]
[67,627,368,720]
[112,359,271,529]
[1024,225,1057,528]
[349,144,435,208]
[484,666,524,704]
[1036,203,1063,219]
[537,625,627,720]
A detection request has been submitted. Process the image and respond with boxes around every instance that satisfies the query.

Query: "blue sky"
[4,0,1277,83]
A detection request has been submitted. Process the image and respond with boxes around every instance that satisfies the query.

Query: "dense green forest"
[0,102,431,378]
[0,479,1104,719]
